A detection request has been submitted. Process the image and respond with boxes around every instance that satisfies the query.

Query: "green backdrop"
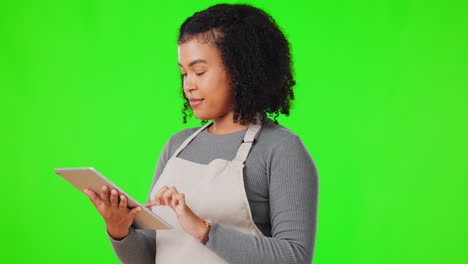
[1,0,467,263]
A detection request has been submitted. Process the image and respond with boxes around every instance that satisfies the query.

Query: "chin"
[193,112,213,121]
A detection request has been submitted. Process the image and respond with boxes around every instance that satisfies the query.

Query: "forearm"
[107,227,156,264]
[205,221,316,264]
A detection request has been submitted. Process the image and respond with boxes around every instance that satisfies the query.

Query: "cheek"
[200,72,233,106]
[209,81,231,101]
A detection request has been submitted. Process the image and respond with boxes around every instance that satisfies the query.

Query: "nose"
[183,74,196,94]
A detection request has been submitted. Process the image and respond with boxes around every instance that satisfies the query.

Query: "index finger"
[151,186,169,206]
[144,201,158,208]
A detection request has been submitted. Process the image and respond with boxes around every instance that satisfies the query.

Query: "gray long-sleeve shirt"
[108,118,319,264]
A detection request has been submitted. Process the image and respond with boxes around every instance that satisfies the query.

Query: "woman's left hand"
[145,186,208,241]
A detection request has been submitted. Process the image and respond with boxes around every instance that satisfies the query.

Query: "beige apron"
[150,121,265,263]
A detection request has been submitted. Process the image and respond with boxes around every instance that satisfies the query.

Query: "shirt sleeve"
[107,228,156,264]
[107,135,174,264]
[204,134,319,264]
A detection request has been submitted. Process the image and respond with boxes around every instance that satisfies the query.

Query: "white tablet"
[55,167,172,230]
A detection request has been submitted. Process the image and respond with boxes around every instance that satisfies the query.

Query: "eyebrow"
[178,59,207,67]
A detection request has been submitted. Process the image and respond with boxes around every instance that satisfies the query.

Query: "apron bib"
[150,121,265,263]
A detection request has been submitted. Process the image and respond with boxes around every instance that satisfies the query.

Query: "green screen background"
[1,0,467,263]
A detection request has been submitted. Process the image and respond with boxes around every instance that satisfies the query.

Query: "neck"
[208,112,251,135]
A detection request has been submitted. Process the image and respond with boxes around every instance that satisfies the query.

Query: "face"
[178,38,233,121]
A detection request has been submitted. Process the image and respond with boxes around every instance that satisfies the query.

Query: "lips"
[189,98,204,107]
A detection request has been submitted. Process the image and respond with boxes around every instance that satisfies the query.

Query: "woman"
[84,3,319,264]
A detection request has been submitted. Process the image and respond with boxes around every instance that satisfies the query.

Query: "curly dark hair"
[178,3,296,125]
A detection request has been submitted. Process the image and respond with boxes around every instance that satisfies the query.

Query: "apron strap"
[233,121,263,164]
[172,114,263,162]
[171,121,213,159]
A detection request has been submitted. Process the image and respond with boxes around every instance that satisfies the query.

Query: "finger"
[171,193,181,208]
[129,206,142,217]
[119,195,127,210]
[110,189,119,208]
[177,193,186,207]
[170,192,186,211]
[154,186,169,206]
[83,188,103,208]
[162,187,178,206]
[101,185,111,207]
[144,201,158,208]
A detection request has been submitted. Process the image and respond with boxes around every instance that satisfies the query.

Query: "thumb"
[84,188,102,208]
[129,206,142,217]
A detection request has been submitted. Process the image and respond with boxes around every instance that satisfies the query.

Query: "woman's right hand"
[83,185,142,240]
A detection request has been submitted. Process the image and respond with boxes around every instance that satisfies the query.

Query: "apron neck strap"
[171,115,264,163]
[171,121,213,159]
[233,120,263,164]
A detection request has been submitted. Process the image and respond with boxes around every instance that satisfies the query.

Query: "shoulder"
[256,118,305,150]
[250,118,317,185]
[258,119,318,180]
[170,126,202,143]
[254,118,315,168]
[163,125,203,157]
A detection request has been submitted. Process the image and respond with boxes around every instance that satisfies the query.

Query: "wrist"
[107,226,130,240]
[198,219,212,244]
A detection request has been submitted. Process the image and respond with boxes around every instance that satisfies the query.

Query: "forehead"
[177,38,222,67]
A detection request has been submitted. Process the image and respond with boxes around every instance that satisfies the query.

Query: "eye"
[181,73,187,78]
[196,72,206,76]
